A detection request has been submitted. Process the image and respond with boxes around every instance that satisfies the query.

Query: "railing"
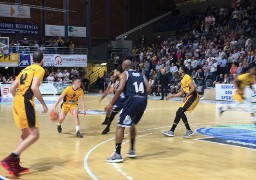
[9,46,88,55]
[116,11,172,40]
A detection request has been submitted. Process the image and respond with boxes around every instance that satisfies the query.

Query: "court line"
[83,119,254,179]
[84,138,114,180]
[0,175,9,180]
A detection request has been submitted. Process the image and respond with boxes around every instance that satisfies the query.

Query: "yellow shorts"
[61,103,78,114]
[181,93,199,112]
[233,92,244,103]
[12,96,38,129]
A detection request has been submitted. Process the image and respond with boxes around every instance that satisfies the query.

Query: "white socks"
[76,125,80,132]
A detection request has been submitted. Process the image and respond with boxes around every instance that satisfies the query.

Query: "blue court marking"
[0,175,9,180]
[196,127,256,144]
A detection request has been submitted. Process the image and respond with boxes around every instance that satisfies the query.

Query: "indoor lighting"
[101,63,107,66]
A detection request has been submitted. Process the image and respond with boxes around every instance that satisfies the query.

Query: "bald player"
[105,60,151,163]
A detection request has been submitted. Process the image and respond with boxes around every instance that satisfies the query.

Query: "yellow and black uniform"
[61,86,84,113]
[12,64,45,129]
[233,73,255,102]
[180,74,199,112]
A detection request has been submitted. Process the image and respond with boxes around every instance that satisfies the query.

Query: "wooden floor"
[0,95,255,180]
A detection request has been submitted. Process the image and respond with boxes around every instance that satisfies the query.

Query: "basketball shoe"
[127,149,137,158]
[17,158,29,174]
[162,130,174,137]
[76,131,83,138]
[102,127,110,134]
[1,156,20,177]
[106,152,123,163]
[183,130,194,138]
[218,107,224,117]
[57,124,62,133]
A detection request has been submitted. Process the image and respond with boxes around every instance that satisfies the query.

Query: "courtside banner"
[215,84,235,101]
[0,53,19,67]
[43,54,55,67]
[215,84,256,102]
[0,83,12,97]
[39,83,58,95]
[43,54,87,67]
[0,4,30,18]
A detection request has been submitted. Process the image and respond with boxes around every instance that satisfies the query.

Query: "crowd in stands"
[8,37,75,54]
[115,0,256,96]
[0,67,90,91]
[1,0,256,97]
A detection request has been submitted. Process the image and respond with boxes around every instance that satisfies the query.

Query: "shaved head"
[122,59,133,71]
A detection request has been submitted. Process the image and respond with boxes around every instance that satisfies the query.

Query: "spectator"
[159,68,169,100]
[47,73,55,82]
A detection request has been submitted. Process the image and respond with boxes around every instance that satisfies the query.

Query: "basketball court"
[0,95,255,179]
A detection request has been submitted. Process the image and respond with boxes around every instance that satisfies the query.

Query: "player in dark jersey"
[99,73,115,125]
[1,51,48,177]
[102,67,125,134]
[105,60,151,163]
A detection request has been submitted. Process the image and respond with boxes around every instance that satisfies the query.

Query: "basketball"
[49,109,59,121]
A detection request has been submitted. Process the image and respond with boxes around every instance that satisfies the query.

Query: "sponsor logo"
[19,59,29,66]
[2,87,9,95]
[55,56,63,65]
[196,127,256,150]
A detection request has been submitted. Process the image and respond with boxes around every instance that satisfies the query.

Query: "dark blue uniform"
[118,70,147,127]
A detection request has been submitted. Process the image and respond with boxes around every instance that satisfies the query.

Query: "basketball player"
[105,60,150,163]
[53,76,85,138]
[218,64,256,117]
[102,67,125,134]
[1,51,48,177]
[162,66,199,138]
[99,73,115,125]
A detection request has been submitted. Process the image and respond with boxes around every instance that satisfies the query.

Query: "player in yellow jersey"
[1,51,48,177]
[162,66,199,138]
[218,64,256,117]
[53,76,85,138]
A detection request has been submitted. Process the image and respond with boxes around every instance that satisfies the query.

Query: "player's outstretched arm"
[166,88,184,100]
[54,95,64,109]
[99,85,112,102]
[105,72,126,111]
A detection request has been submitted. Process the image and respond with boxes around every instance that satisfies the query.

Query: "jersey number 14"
[133,82,144,93]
